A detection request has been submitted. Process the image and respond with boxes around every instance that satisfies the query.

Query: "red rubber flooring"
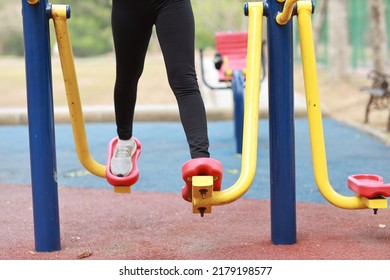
[1,184,390,260]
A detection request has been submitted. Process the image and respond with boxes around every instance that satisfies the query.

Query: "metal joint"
[48,4,71,19]
[27,0,39,5]
[45,3,52,19]
[276,0,299,25]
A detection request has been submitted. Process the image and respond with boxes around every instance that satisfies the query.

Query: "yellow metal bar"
[297,2,366,209]
[51,5,106,178]
[192,176,214,216]
[361,197,387,209]
[276,0,299,25]
[193,3,263,207]
[114,186,131,194]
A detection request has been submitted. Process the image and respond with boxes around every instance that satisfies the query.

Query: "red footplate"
[348,174,390,198]
[105,137,141,187]
[182,158,223,202]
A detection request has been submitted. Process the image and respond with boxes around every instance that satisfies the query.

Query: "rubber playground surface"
[1,119,390,260]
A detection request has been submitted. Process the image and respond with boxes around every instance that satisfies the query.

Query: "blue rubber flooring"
[1,118,390,203]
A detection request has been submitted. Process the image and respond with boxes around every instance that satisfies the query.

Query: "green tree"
[192,0,248,48]
[0,3,24,56]
[0,0,248,57]
[51,0,112,57]
[368,0,388,72]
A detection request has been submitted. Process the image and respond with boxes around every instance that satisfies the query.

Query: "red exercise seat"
[215,32,247,81]
[348,174,390,198]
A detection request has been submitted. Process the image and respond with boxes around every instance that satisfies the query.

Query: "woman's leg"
[112,0,154,140]
[111,1,154,176]
[155,0,210,159]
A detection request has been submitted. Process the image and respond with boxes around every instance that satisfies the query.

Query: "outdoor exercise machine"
[198,32,266,154]
[360,69,390,132]
[21,0,390,253]
[50,5,142,193]
[183,0,390,244]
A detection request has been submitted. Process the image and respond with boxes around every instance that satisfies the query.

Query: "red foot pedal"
[348,174,390,198]
[182,158,223,202]
[106,137,141,188]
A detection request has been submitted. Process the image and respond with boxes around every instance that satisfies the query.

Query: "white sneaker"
[110,138,136,177]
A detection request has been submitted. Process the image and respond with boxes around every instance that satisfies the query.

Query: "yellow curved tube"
[195,3,264,207]
[51,5,106,178]
[276,0,299,25]
[297,2,366,209]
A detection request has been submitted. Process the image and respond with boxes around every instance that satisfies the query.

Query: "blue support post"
[21,0,61,252]
[232,70,245,154]
[266,0,297,244]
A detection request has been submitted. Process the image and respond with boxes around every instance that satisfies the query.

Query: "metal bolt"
[198,207,206,217]
[199,189,208,199]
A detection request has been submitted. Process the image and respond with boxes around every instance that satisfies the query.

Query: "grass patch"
[0,53,174,108]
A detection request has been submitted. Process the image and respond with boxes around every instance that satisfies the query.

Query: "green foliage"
[0,2,24,56]
[51,0,112,57]
[64,0,247,55]
[2,32,24,56]
[0,0,247,57]
[193,0,248,49]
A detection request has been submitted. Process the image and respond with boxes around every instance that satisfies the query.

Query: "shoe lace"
[114,145,132,158]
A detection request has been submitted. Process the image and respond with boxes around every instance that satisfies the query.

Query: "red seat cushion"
[215,32,247,81]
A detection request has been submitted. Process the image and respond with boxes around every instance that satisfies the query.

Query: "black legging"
[111,0,210,159]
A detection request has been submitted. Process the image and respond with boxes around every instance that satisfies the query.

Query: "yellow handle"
[297,2,366,209]
[276,0,299,25]
[51,5,106,178]
[194,2,264,207]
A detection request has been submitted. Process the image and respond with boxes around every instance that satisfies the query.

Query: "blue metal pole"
[232,70,245,154]
[21,0,61,252]
[266,0,296,244]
